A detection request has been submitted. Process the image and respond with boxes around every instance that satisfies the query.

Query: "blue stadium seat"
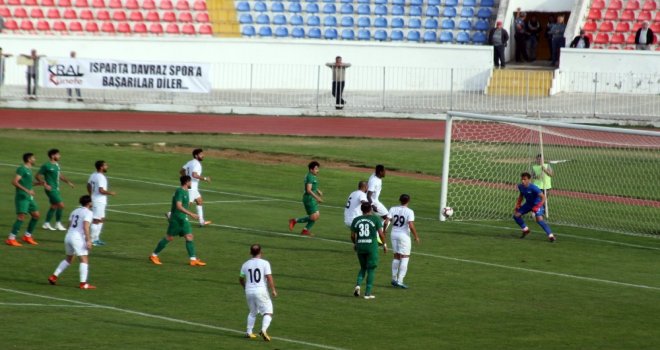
[439,31,453,42]
[375,5,387,16]
[374,17,387,28]
[239,14,253,24]
[256,14,270,24]
[391,5,404,16]
[426,6,440,17]
[477,8,492,19]
[428,0,440,6]
[290,14,303,25]
[391,29,404,41]
[461,7,474,18]
[273,14,286,25]
[308,27,322,38]
[307,0,318,2]
[357,0,369,3]
[340,0,352,3]
[407,30,420,41]
[292,27,305,38]
[443,7,457,17]
[391,17,404,28]
[358,29,371,40]
[409,6,422,16]
[271,2,284,12]
[441,18,455,29]
[323,0,334,2]
[392,0,404,5]
[446,0,458,6]
[307,15,320,26]
[463,0,476,5]
[358,17,371,27]
[288,3,302,13]
[242,25,256,36]
[236,1,250,12]
[374,29,387,41]
[323,4,336,14]
[275,26,289,37]
[374,0,387,4]
[254,1,267,12]
[456,31,469,43]
[341,16,354,27]
[472,31,487,44]
[424,18,438,29]
[480,0,495,6]
[357,4,370,15]
[341,28,355,39]
[258,26,273,36]
[410,0,422,6]
[306,3,319,13]
[408,18,421,28]
[324,16,337,26]
[474,19,489,31]
[423,31,437,42]
[340,4,354,14]
[458,19,471,30]
[324,28,338,39]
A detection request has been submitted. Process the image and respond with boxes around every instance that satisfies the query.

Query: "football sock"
[90,223,101,241]
[8,233,16,240]
[11,219,23,235]
[55,208,63,222]
[304,220,316,230]
[262,315,272,332]
[247,313,257,334]
[53,260,70,276]
[46,208,55,223]
[80,262,89,283]
[365,268,375,295]
[27,218,38,234]
[513,215,526,228]
[153,238,170,254]
[356,269,366,286]
[185,240,196,259]
[97,223,104,239]
[391,259,401,281]
[398,258,410,284]
[296,217,309,224]
[196,206,205,225]
[537,221,552,235]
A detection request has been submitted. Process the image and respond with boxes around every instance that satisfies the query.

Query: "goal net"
[440,112,660,236]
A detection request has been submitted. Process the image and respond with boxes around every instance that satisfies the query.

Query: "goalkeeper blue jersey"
[517,183,543,206]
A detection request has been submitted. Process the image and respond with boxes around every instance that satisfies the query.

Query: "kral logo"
[48,63,83,86]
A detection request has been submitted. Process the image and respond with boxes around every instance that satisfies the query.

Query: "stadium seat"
[480,0,494,4]
[322,3,335,14]
[129,11,143,21]
[620,10,634,20]
[160,0,173,10]
[426,6,439,17]
[242,25,255,36]
[271,2,284,12]
[256,14,269,24]
[42,0,56,6]
[236,1,249,11]
[357,0,369,4]
[254,1,266,12]
[192,0,205,11]
[357,28,370,40]
[80,9,93,20]
[608,0,622,9]
[611,33,624,44]
[460,7,474,18]
[591,0,605,9]
[638,11,652,21]
[340,16,353,27]
[604,10,618,20]
[0,8,8,18]
[655,11,660,22]
[456,31,469,43]
[615,21,630,32]
[652,22,660,33]
[53,20,66,31]
[126,0,138,9]
[324,28,337,39]
[288,2,302,13]
[374,17,386,28]
[464,0,476,5]
[75,0,88,7]
[392,0,404,5]
[97,9,110,20]
[306,3,319,13]
[626,32,636,43]
[443,7,456,17]
[458,19,471,30]
[307,15,319,26]
[423,31,436,42]
[375,5,386,16]
[323,15,336,26]
[2,19,17,31]
[442,18,455,29]
[14,8,28,18]
[424,18,438,29]
[133,22,147,33]
[625,0,640,10]
[391,17,403,28]
[290,14,303,25]
[275,26,288,37]
[476,8,491,19]
[357,4,370,15]
[308,27,321,38]
[239,14,253,24]
[374,29,387,41]
[292,27,304,38]
[632,21,643,31]
[587,9,602,20]
[410,0,422,6]
[407,30,420,42]
[341,28,354,39]
[428,0,440,5]
[85,21,99,32]
[179,11,192,22]
[472,31,486,44]
[357,16,370,27]
[408,17,421,28]
[63,9,77,19]
[583,20,597,32]
[143,0,156,8]
[113,10,127,21]
[643,0,657,10]
[409,6,422,16]
[101,21,115,33]
[35,20,49,31]
[595,32,609,44]
[117,21,131,33]
[258,26,272,36]
[340,4,353,14]
[195,12,209,22]
[391,29,403,41]
[46,8,60,19]
[392,5,404,16]
[474,19,489,31]
[445,0,458,5]
[92,0,104,8]
[273,14,286,25]
[30,8,45,18]
[175,0,189,10]
[599,21,614,32]
[20,20,35,31]
[165,23,179,34]
[69,21,82,32]
[439,31,453,42]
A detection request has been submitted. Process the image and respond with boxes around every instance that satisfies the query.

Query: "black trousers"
[493,45,506,67]
[514,33,529,61]
[26,73,37,95]
[332,81,345,106]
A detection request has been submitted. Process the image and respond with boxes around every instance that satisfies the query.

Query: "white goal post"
[439,111,660,236]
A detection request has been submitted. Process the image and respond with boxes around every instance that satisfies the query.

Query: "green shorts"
[303,194,318,215]
[45,189,63,205]
[357,249,379,270]
[167,217,192,237]
[15,194,38,214]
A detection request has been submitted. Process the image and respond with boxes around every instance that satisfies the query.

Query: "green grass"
[1,130,659,350]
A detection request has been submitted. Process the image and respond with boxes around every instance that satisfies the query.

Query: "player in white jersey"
[344,180,368,227]
[367,164,390,229]
[240,244,277,342]
[48,195,97,289]
[180,148,212,226]
[86,160,116,246]
[388,194,420,289]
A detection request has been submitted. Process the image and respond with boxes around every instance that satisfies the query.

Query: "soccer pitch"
[1,130,659,350]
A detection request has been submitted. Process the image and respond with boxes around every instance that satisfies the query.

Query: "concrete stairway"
[486,69,554,96]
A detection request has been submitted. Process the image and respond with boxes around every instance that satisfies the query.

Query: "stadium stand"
[582,0,659,49]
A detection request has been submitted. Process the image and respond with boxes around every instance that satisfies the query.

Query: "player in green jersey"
[6,153,44,247]
[37,149,75,231]
[150,175,207,266]
[289,161,323,236]
[351,202,387,299]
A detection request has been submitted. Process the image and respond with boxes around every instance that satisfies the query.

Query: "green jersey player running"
[351,202,387,299]
[289,161,323,236]
[37,149,75,231]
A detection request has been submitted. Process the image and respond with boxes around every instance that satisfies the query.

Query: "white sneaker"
[42,222,56,231]
[353,285,360,297]
[363,295,376,299]
[55,222,67,231]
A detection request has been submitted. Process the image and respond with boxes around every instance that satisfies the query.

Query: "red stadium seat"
[182,23,195,34]
[599,21,614,32]
[583,20,597,32]
[101,21,115,33]
[37,19,50,31]
[112,10,126,21]
[125,0,138,9]
[592,0,605,9]
[655,11,660,22]
[4,19,18,30]
[91,0,104,8]
[128,10,142,21]
[193,0,205,11]
[621,9,635,20]
[652,22,660,32]
[117,21,130,33]
[166,23,180,34]
[632,21,643,31]
[14,8,28,18]
[626,33,636,43]
[46,8,60,18]
[109,0,121,8]
[74,0,88,7]
[607,0,622,10]
[80,9,93,19]
[179,11,192,22]
[610,33,624,43]
[195,12,209,23]
[85,21,99,32]
[25,0,38,5]
[604,9,618,20]
[615,21,630,32]
[642,0,657,10]
[7,0,20,5]
[199,23,211,34]
[0,8,8,17]
[145,10,159,21]
[69,20,83,32]
[41,0,55,5]
[142,0,155,9]
[162,11,176,22]
[57,0,71,6]
[176,0,189,10]
[53,20,66,31]
[133,22,147,33]
[594,33,610,44]
[584,33,593,42]
[160,0,173,10]
[587,9,602,20]
[625,0,640,10]
[149,22,163,34]
[30,8,45,18]
[20,19,35,31]
[97,9,110,20]
[637,10,652,21]
[63,8,77,19]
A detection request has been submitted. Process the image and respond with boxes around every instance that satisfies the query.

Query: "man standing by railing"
[488,21,509,69]
[20,49,44,100]
[634,22,654,51]
[0,47,12,89]
[67,51,83,102]
[326,56,351,110]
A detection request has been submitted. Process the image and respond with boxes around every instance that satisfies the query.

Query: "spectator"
[0,15,5,33]
[545,16,556,60]
[549,15,566,67]
[569,30,591,49]
[0,47,12,87]
[67,51,83,102]
[514,11,530,62]
[20,49,44,100]
[325,56,351,110]
[526,15,541,62]
[635,22,654,51]
[488,21,509,69]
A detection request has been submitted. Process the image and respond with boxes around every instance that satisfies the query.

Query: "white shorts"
[188,189,201,202]
[246,290,273,315]
[92,201,106,220]
[65,234,89,256]
[372,202,389,217]
[391,232,411,255]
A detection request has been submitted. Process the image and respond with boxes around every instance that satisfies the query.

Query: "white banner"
[42,58,212,93]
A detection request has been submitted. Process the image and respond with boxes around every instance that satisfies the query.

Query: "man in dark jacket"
[635,22,654,50]
[488,21,509,69]
[569,30,590,48]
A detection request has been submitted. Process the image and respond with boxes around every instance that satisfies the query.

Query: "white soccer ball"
[442,207,454,218]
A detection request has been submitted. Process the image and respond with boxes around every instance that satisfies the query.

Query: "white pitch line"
[108,199,277,207]
[0,302,98,308]
[0,287,347,350]
[107,209,660,292]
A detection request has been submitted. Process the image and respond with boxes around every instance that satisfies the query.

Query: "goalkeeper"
[513,172,556,242]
